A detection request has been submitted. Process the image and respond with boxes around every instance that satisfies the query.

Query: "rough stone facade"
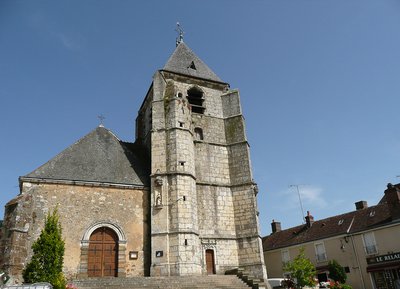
[0,181,149,282]
[136,42,267,280]
[0,41,267,283]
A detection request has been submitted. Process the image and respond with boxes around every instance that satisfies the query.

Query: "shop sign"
[367,252,400,265]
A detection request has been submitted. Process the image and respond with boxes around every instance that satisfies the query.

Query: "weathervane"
[97,114,105,127]
[175,22,184,46]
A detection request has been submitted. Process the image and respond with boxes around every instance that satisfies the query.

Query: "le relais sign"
[367,252,400,265]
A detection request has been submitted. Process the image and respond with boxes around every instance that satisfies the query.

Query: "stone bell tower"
[136,39,267,280]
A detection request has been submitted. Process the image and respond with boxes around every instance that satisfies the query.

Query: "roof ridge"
[263,201,392,251]
[266,203,387,236]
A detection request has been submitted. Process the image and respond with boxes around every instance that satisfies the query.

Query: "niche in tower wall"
[154,176,163,208]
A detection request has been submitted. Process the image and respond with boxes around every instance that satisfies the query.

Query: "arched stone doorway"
[79,222,127,278]
[88,227,118,277]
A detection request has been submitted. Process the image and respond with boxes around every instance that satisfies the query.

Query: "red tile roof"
[263,203,392,251]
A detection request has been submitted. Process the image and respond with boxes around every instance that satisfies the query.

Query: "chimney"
[384,183,400,220]
[271,220,281,233]
[305,211,314,228]
[355,201,368,210]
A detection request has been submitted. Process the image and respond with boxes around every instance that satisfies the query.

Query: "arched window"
[187,87,205,114]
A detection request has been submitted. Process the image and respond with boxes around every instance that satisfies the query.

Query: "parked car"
[268,278,286,288]
[319,281,331,288]
[0,282,53,289]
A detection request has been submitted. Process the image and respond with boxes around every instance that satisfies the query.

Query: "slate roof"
[23,126,149,187]
[263,202,392,251]
[162,42,224,83]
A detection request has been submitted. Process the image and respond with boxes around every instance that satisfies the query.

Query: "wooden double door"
[88,227,118,277]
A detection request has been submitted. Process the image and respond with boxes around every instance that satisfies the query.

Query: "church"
[0,37,267,284]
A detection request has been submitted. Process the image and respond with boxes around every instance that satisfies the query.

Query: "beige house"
[263,183,400,289]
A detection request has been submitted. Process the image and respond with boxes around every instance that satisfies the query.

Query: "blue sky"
[1,1,400,235]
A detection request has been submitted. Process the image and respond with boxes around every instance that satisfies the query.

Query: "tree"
[328,260,347,284]
[283,247,317,289]
[23,208,66,289]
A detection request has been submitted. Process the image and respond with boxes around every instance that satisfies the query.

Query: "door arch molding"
[78,221,127,278]
[82,221,127,243]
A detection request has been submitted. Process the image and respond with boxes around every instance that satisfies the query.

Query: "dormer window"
[187,86,205,114]
[189,61,196,70]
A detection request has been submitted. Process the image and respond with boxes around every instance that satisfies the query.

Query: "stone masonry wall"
[221,90,241,118]
[172,82,225,119]
[194,143,230,185]
[196,185,236,238]
[0,194,30,282]
[208,239,239,274]
[1,182,149,282]
[228,143,253,186]
[192,115,226,144]
[148,71,267,280]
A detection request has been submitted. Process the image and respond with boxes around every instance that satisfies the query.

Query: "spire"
[175,22,184,47]
[163,42,223,83]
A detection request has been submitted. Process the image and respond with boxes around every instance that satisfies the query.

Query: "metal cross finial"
[97,114,105,127]
[175,22,184,46]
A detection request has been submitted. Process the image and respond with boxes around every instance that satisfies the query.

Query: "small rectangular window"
[281,249,290,264]
[363,232,378,255]
[315,242,327,262]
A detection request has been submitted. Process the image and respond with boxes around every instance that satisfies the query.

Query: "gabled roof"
[263,203,392,251]
[23,126,149,187]
[162,42,223,83]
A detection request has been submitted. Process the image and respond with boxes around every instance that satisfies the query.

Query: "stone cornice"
[19,177,149,191]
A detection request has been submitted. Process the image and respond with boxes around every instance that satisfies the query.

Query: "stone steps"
[71,275,252,289]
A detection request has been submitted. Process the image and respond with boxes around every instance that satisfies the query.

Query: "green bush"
[23,208,66,289]
[328,260,347,284]
[283,247,317,289]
